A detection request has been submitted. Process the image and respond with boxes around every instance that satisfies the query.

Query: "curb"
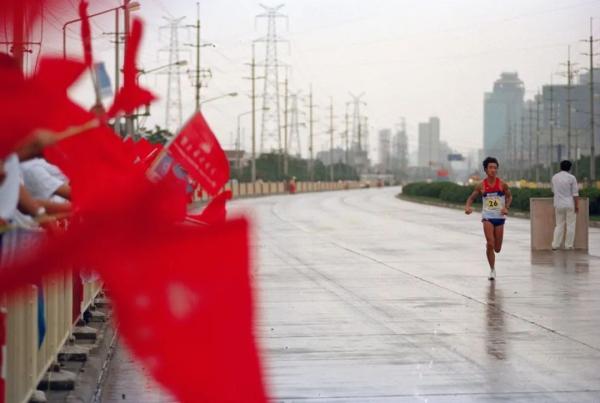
[397,194,600,227]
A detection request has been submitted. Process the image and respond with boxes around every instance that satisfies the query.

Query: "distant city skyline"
[44,0,600,159]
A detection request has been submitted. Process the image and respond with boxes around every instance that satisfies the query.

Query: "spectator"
[20,157,71,201]
[0,154,21,231]
[551,160,579,250]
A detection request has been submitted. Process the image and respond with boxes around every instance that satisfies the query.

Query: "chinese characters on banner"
[167,113,230,196]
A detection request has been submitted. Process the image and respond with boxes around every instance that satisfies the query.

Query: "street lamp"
[62,1,141,58]
[133,60,188,126]
[137,60,188,78]
[186,42,216,49]
[200,92,238,105]
[237,108,269,149]
[62,1,141,97]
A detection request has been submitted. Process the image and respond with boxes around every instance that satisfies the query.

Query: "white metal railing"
[225,180,378,199]
[3,270,102,403]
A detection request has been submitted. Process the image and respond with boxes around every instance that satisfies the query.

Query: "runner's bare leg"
[494,225,504,253]
[483,221,495,269]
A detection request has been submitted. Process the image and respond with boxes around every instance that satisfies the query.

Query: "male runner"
[464,157,512,280]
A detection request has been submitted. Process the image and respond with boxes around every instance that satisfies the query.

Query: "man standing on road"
[464,157,512,281]
[551,160,579,250]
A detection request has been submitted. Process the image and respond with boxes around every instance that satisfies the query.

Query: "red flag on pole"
[0,216,267,403]
[108,18,155,117]
[0,56,88,158]
[167,112,230,196]
[186,190,232,226]
[78,1,92,67]
[104,218,267,403]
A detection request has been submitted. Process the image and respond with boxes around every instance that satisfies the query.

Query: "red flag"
[0,216,267,403]
[0,1,112,29]
[187,190,232,226]
[133,138,163,167]
[108,19,155,117]
[0,172,187,294]
[1,141,265,403]
[0,56,91,159]
[168,112,230,196]
[1,1,71,33]
[104,219,267,403]
[78,1,92,67]
[0,56,88,158]
[34,58,88,97]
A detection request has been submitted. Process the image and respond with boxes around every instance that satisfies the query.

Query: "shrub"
[581,187,600,215]
[439,184,476,204]
[400,182,600,214]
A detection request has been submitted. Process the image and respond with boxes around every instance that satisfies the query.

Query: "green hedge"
[402,182,600,214]
[582,188,600,215]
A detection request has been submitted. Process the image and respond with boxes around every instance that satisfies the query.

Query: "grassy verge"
[398,193,600,224]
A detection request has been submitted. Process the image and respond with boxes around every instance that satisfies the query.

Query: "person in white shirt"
[20,158,70,202]
[0,154,21,226]
[551,160,579,250]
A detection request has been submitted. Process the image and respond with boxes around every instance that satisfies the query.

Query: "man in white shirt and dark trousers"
[551,160,580,250]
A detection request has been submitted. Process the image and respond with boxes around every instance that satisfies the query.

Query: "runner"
[464,157,512,280]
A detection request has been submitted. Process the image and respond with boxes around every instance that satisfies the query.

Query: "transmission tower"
[349,92,366,151]
[288,91,303,157]
[255,4,288,153]
[160,17,187,133]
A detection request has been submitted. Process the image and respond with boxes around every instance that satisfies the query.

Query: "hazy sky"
[52,0,600,161]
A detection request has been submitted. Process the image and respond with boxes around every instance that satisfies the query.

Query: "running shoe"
[488,268,496,281]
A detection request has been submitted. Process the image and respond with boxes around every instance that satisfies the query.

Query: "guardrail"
[198,180,382,201]
[2,271,102,403]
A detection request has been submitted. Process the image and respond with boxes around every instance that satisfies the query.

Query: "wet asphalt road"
[103,186,600,402]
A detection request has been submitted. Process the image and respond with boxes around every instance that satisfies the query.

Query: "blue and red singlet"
[481,177,506,226]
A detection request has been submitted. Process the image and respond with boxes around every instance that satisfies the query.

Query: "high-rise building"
[540,69,600,162]
[484,72,525,161]
[418,117,440,168]
[438,141,452,169]
[391,125,409,173]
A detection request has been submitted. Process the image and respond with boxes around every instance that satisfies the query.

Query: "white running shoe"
[488,269,496,281]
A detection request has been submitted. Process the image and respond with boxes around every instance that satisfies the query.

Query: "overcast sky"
[42,0,600,161]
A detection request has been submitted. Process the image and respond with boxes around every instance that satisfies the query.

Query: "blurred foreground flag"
[167,112,229,196]
[103,218,267,403]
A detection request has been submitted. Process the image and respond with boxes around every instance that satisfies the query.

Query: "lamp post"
[62,2,141,58]
[200,92,238,106]
[62,1,141,92]
[237,111,253,179]
[137,60,188,80]
[133,60,188,127]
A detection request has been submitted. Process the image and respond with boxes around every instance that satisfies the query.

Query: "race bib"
[485,197,501,210]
